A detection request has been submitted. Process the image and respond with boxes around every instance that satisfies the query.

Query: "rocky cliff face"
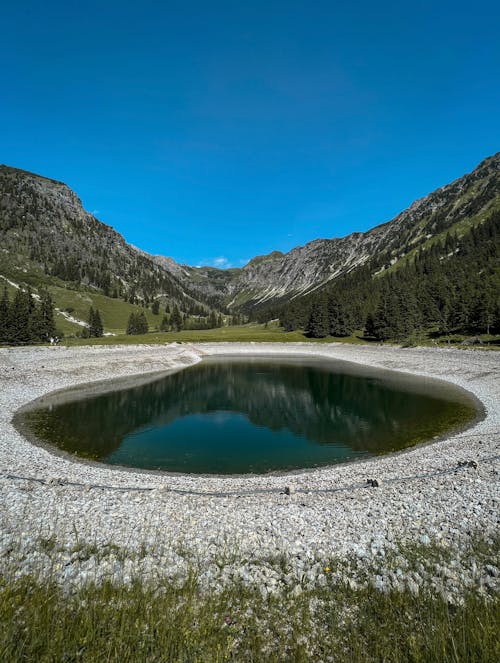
[159,153,500,309]
[2,153,499,315]
[0,165,204,309]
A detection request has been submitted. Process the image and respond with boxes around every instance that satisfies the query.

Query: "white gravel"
[0,342,499,597]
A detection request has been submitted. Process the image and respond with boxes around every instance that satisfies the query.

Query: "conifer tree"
[160,314,169,332]
[208,310,217,329]
[11,289,32,344]
[0,287,9,341]
[126,311,148,335]
[328,294,354,337]
[87,307,95,336]
[38,289,56,340]
[137,311,148,334]
[126,312,136,335]
[306,297,329,338]
[93,309,104,337]
[87,307,104,337]
[170,305,183,332]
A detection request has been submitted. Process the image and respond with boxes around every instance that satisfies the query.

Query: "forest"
[0,287,56,344]
[274,209,500,341]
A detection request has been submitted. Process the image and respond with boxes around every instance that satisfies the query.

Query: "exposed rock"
[0,342,498,598]
[159,153,500,309]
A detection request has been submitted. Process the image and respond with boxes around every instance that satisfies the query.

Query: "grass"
[1,534,499,661]
[3,266,499,349]
[0,265,166,336]
[61,324,500,349]
[62,324,370,346]
[1,564,498,662]
[44,282,165,336]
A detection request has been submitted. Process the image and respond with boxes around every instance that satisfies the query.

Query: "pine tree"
[137,311,148,334]
[27,301,43,343]
[328,295,354,337]
[306,297,329,338]
[126,312,137,335]
[93,309,104,337]
[86,307,104,337]
[10,289,32,344]
[368,284,420,341]
[38,289,56,341]
[208,310,217,329]
[0,287,9,341]
[87,307,95,336]
[126,311,149,335]
[160,314,169,332]
[170,305,183,332]
[472,284,495,335]
[280,302,307,332]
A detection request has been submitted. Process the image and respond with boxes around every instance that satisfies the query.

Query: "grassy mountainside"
[0,165,214,334]
[271,206,500,343]
[0,270,177,336]
[154,153,500,311]
[1,154,499,338]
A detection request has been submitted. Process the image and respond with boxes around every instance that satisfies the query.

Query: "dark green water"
[23,356,478,474]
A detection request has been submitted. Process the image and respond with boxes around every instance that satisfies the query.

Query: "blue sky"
[2,1,499,268]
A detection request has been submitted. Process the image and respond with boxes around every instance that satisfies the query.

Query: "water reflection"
[25,357,476,473]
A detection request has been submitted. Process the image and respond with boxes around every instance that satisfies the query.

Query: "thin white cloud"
[212,256,232,268]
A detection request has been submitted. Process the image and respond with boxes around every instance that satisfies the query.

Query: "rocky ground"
[0,342,498,600]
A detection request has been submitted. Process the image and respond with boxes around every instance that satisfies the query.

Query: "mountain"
[0,165,213,333]
[158,153,500,311]
[1,153,499,337]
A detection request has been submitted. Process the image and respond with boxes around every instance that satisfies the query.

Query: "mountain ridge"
[1,153,499,333]
[157,152,500,309]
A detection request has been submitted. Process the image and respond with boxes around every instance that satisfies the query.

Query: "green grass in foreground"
[1,572,498,662]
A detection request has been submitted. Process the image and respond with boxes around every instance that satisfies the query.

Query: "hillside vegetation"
[271,208,500,343]
[1,154,499,343]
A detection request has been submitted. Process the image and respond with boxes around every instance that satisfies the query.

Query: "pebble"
[0,342,499,599]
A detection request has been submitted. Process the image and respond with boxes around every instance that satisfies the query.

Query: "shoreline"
[12,352,485,481]
[1,342,499,593]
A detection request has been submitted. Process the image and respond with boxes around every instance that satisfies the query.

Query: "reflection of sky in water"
[106,411,357,474]
[210,411,234,425]
[26,358,477,474]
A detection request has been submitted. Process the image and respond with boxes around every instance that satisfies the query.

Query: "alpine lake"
[21,356,479,475]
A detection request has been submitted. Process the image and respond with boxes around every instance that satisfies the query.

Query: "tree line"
[275,210,500,341]
[81,307,104,338]
[0,287,56,344]
[125,304,232,335]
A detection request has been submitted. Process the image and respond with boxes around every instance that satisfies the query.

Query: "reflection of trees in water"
[28,361,469,459]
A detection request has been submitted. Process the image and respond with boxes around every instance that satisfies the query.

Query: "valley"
[1,153,499,343]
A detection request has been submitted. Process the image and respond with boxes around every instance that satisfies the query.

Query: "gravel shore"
[1,342,499,598]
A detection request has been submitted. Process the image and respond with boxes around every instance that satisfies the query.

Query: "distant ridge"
[158,152,500,310]
[1,153,499,321]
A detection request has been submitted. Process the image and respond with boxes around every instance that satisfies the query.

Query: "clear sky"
[2,1,499,268]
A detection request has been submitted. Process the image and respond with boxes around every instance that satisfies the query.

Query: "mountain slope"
[276,205,500,341]
[0,165,212,331]
[1,153,499,333]
[159,153,500,310]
